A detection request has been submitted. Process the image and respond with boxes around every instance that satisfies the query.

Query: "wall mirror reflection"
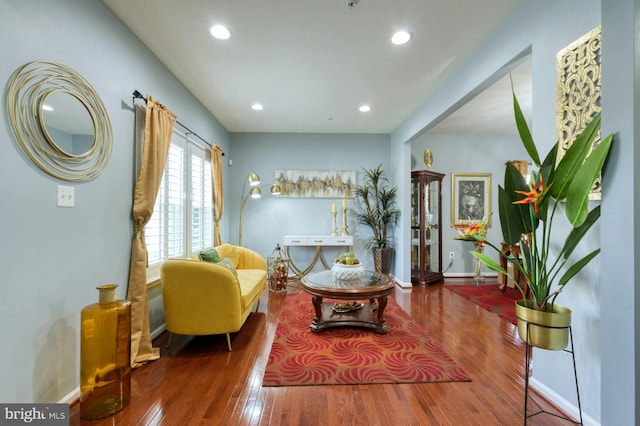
[41,91,96,156]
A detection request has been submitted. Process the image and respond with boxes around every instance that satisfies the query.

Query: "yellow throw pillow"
[215,244,240,267]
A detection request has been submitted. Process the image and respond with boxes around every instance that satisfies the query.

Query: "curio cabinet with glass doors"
[410,170,445,285]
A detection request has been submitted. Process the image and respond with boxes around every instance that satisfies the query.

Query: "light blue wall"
[411,134,528,275]
[0,0,229,403]
[599,0,640,424]
[228,132,391,274]
[394,0,640,424]
[2,0,639,423]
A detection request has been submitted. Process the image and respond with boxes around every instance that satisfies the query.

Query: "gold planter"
[515,300,571,350]
[373,247,394,274]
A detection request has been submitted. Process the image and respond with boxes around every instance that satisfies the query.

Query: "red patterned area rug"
[444,283,521,325]
[263,294,470,387]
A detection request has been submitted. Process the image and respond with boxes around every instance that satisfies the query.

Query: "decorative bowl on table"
[331,301,364,313]
[331,262,364,280]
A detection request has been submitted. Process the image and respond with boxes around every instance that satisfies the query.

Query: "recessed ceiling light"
[359,105,371,112]
[391,31,412,45]
[210,25,230,40]
[251,103,264,111]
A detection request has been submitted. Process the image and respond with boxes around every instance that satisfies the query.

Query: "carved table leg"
[377,296,388,324]
[310,295,323,332]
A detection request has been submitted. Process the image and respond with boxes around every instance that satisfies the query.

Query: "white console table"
[283,235,353,276]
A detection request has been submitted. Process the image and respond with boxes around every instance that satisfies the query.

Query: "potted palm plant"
[454,89,613,350]
[353,164,401,274]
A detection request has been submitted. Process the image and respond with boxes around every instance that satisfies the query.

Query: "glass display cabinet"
[411,170,445,285]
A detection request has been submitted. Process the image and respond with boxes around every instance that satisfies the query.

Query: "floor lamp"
[238,173,281,246]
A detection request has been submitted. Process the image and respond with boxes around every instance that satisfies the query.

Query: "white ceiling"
[428,57,532,135]
[102,0,528,135]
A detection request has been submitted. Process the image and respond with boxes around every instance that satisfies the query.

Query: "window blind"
[145,130,213,281]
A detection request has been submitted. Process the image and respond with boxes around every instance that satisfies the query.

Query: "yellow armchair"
[160,244,267,351]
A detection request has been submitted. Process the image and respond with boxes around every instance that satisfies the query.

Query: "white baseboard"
[390,274,412,288]
[393,272,504,287]
[530,377,599,426]
[58,387,80,405]
[151,323,166,340]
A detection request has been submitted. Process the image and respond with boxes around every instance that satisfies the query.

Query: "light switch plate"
[57,185,74,208]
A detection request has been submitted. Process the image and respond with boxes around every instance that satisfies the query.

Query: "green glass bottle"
[80,284,131,420]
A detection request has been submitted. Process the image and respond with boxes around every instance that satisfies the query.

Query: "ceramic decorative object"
[331,263,364,280]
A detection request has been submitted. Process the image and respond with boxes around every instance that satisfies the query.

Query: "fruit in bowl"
[332,252,364,280]
[335,251,360,266]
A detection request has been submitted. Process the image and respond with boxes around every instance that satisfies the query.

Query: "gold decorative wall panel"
[275,169,355,198]
[556,26,602,199]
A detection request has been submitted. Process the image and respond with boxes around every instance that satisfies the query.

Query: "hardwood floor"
[70,278,576,425]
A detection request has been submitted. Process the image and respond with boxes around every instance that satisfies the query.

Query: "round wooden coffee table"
[300,270,394,333]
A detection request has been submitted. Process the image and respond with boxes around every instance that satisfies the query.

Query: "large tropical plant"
[353,164,401,249]
[455,89,613,312]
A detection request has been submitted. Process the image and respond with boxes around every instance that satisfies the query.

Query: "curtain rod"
[132,90,224,156]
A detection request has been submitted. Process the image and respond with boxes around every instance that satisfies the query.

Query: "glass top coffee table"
[300,270,394,333]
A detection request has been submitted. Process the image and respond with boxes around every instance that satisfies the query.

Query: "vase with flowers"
[454,219,489,282]
[454,89,613,349]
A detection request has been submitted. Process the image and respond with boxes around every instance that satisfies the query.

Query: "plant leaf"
[512,84,540,165]
[565,133,613,227]
[503,163,533,234]
[539,142,557,185]
[536,143,558,222]
[498,186,524,245]
[561,205,600,260]
[504,162,529,199]
[558,249,600,287]
[550,112,601,200]
[470,251,508,275]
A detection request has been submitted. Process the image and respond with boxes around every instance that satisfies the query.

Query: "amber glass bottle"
[80,284,131,420]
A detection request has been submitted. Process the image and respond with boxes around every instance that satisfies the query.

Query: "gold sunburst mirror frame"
[6,60,113,181]
[556,26,601,200]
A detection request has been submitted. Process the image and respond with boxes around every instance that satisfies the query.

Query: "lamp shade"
[247,173,260,186]
[249,187,261,198]
[270,184,281,195]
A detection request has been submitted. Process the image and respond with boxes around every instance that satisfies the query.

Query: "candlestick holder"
[341,207,349,236]
[331,211,338,236]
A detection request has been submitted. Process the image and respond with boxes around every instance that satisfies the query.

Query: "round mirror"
[40,91,96,157]
[6,60,112,181]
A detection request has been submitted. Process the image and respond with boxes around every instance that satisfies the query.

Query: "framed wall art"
[275,169,356,198]
[451,173,492,226]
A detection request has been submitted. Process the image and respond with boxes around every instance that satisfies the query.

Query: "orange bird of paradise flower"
[513,174,550,214]
[452,220,487,242]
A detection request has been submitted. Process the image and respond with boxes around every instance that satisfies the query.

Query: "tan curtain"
[127,95,176,367]
[211,145,224,246]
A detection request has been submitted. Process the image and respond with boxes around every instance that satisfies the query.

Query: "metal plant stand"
[523,322,583,425]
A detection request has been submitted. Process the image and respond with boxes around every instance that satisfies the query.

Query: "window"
[190,149,214,252]
[145,130,214,282]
